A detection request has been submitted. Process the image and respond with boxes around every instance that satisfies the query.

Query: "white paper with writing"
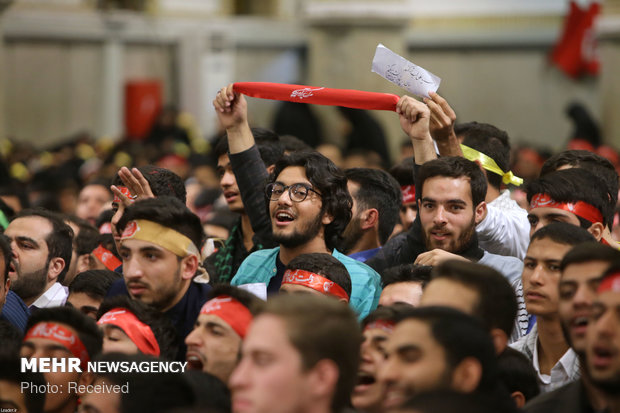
[371,43,441,98]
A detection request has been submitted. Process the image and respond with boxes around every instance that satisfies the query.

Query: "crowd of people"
[1,83,620,413]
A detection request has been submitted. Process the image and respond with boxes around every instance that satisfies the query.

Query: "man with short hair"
[524,242,620,412]
[63,215,100,286]
[584,263,620,412]
[111,196,211,359]
[379,264,431,307]
[21,306,102,413]
[229,293,361,413]
[510,222,596,393]
[526,168,611,241]
[420,260,518,354]
[5,209,73,309]
[280,253,352,302]
[0,234,29,332]
[66,269,121,319]
[339,168,402,262]
[185,285,263,383]
[231,151,382,319]
[75,179,112,226]
[378,306,512,412]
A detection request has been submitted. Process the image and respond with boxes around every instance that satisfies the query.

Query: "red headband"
[401,185,416,204]
[113,186,135,204]
[97,308,160,356]
[233,82,399,112]
[282,269,350,302]
[530,193,603,224]
[200,296,253,339]
[598,271,620,294]
[24,322,90,369]
[364,320,396,333]
[92,245,122,271]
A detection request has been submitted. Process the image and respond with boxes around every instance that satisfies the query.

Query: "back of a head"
[432,260,517,337]
[560,241,620,271]
[270,150,352,251]
[389,157,415,187]
[112,165,186,203]
[116,196,204,252]
[399,389,517,413]
[526,168,612,228]
[286,253,352,299]
[417,157,487,206]
[262,294,360,412]
[68,269,122,300]
[460,122,510,190]
[381,264,432,289]
[497,347,540,403]
[345,168,402,244]
[395,306,498,395]
[25,306,103,361]
[530,221,596,247]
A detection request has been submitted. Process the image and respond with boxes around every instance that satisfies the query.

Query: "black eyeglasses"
[265,182,321,202]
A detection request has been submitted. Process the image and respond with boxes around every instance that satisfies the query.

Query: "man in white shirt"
[510,222,595,393]
[4,209,73,309]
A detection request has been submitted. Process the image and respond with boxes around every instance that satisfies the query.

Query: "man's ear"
[361,209,379,230]
[587,222,604,241]
[307,359,339,400]
[47,257,65,283]
[490,328,508,355]
[181,255,199,280]
[474,202,486,225]
[267,164,276,175]
[322,213,334,226]
[76,254,91,273]
[511,391,526,409]
[451,357,482,393]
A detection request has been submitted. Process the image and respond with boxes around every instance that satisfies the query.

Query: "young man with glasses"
[230,150,382,319]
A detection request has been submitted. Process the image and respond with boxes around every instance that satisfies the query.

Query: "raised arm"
[424,92,463,157]
[396,95,436,165]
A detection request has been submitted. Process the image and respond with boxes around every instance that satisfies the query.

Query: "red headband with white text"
[98,308,160,356]
[24,322,90,369]
[199,296,253,339]
[282,269,350,302]
[530,193,603,224]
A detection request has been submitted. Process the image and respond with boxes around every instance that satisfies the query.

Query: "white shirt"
[509,324,580,393]
[477,190,530,259]
[30,282,69,309]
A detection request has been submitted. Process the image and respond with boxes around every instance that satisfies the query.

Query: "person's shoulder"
[333,250,381,278]
[244,247,280,261]
[524,380,582,413]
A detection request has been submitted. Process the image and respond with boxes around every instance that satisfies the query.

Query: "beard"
[273,212,324,249]
[11,266,48,303]
[337,214,364,254]
[591,373,620,396]
[423,215,476,253]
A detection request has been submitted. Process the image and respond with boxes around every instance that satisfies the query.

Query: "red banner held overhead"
[233,82,400,112]
[551,1,601,78]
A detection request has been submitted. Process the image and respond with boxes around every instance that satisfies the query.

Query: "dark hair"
[530,221,596,246]
[207,284,264,316]
[0,319,22,358]
[72,221,101,256]
[400,389,518,413]
[417,157,487,207]
[361,303,414,330]
[395,306,498,394]
[345,168,402,244]
[459,122,511,190]
[0,355,46,413]
[269,151,352,250]
[95,209,115,230]
[431,260,517,337]
[213,128,284,167]
[561,242,620,272]
[388,157,415,186]
[261,294,360,412]
[12,209,74,284]
[280,134,313,153]
[68,269,122,301]
[286,253,352,299]
[116,197,205,253]
[0,234,11,283]
[96,296,179,361]
[112,165,186,203]
[182,370,232,413]
[497,347,541,402]
[25,306,103,360]
[541,150,618,226]
[381,264,432,289]
[526,168,612,228]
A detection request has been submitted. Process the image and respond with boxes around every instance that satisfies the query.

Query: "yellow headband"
[460,144,523,187]
[120,219,200,258]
